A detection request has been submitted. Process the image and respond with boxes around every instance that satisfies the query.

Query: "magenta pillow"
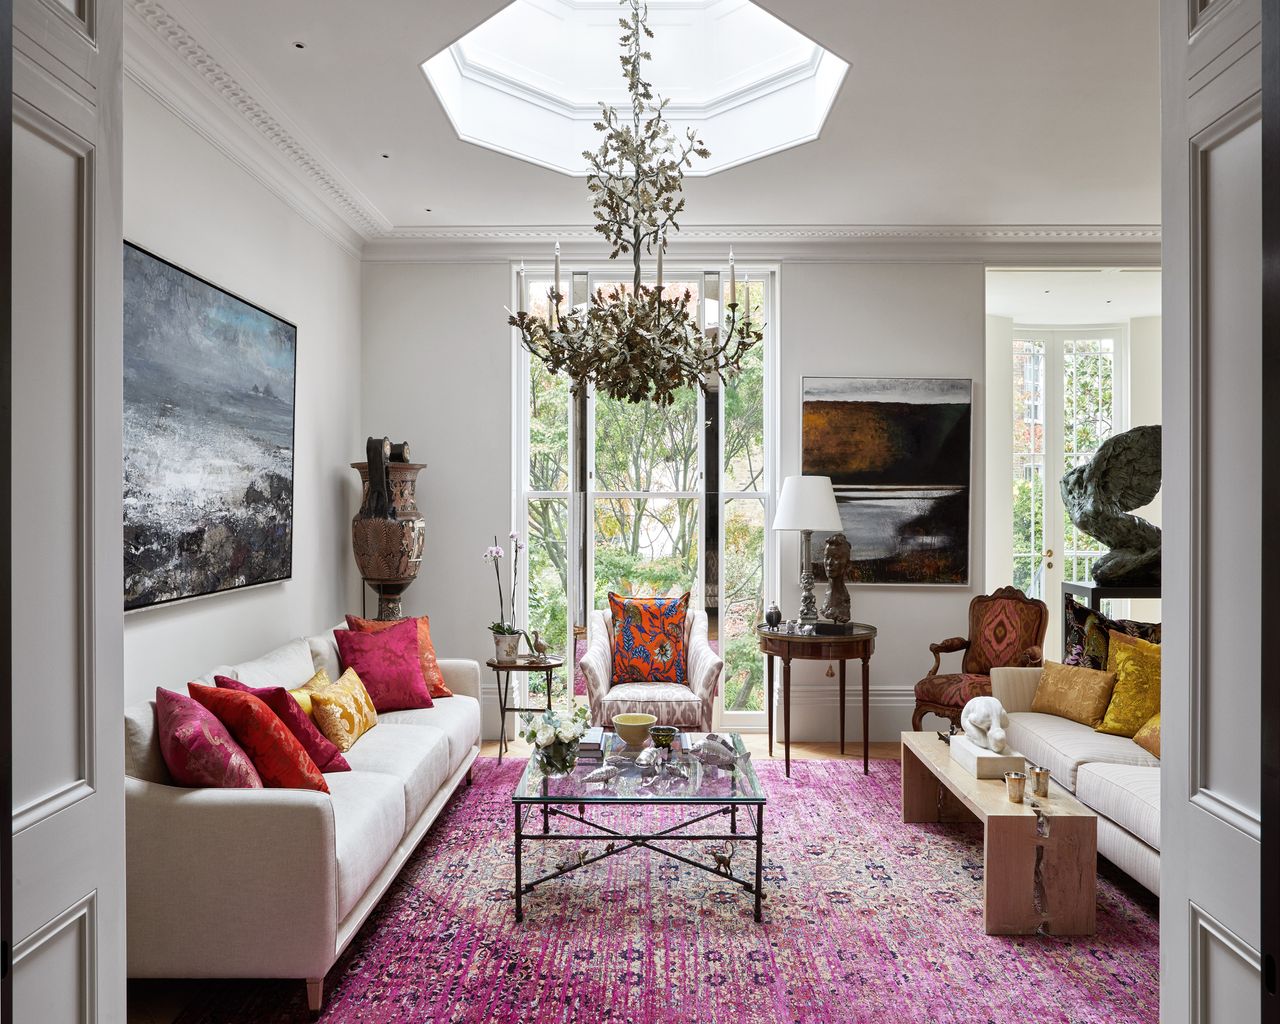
[334,617,433,712]
[214,677,350,773]
[154,687,263,789]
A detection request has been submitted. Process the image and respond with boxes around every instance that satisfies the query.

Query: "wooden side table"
[756,623,877,777]
[485,655,564,763]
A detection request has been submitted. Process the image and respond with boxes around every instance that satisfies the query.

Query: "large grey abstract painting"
[123,243,296,610]
[802,377,972,585]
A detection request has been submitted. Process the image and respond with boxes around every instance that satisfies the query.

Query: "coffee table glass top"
[512,732,765,805]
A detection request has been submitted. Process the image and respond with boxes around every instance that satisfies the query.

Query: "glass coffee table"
[512,732,768,922]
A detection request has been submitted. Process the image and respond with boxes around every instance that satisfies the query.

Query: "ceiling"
[986,268,1162,324]
[137,0,1161,233]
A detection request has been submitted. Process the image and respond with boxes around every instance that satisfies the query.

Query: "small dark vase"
[765,602,782,629]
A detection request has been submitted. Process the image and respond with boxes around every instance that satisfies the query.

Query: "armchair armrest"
[1016,645,1044,668]
[927,636,969,676]
[686,611,724,732]
[438,658,482,702]
[126,777,337,980]
[581,610,613,726]
[990,667,1042,714]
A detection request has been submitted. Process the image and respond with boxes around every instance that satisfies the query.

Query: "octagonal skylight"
[423,0,848,176]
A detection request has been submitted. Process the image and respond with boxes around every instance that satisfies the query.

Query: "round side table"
[485,655,564,763]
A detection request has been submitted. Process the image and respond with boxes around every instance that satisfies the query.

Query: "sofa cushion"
[343,724,450,827]
[230,639,316,689]
[1005,711,1159,791]
[380,694,482,777]
[215,677,350,774]
[326,771,406,920]
[1030,662,1116,728]
[347,615,453,698]
[1076,762,1161,851]
[125,700,171,784]
[305,624,347,683]
[298,668,379,752]
[600,682,703,728]
[335,619,433,712]
[608,592,690,685]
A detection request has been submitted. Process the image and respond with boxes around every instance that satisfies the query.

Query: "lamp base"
[797,529,819,623]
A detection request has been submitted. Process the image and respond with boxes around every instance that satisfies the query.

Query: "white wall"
[1128,314,1162,622]
[360,261,512,739]
[121,80,364,707]
[984,315,1015,590]
[777,263,987,740]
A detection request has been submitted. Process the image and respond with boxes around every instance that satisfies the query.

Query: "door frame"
[1260,0,1279,1015]
[2,0,13,1012]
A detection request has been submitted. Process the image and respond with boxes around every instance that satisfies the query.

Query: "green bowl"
[649,725,679,749]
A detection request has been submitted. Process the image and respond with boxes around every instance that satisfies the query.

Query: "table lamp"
[773,475,842,623]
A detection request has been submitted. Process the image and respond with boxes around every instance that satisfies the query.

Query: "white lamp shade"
[773,475,842,532]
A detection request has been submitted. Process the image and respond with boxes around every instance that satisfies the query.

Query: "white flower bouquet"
[520,704,590,777]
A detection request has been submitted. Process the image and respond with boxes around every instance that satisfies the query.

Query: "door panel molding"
[9,96,98,835]
[1187,92,1263,841]
[12,890,96,1023]
[1190,901,1262,1022]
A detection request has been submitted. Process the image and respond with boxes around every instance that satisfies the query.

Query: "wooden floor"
[129,736,904,1023]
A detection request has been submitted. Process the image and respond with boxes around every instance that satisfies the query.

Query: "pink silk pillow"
[154,687,263,789]
[334,617,433,713]
[214,677,351,773]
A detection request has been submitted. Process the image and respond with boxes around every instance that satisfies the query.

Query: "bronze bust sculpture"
[821,532,852,623]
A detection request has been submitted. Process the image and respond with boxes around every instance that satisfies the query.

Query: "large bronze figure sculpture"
[1060,424,1161,585]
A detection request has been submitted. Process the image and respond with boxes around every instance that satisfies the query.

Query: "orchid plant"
[483,531,525,637]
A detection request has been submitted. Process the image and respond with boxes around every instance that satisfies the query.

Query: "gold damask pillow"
[1097,631,1161,737]
[1030,661,1117,727]
[297,668,377,752]
[1132,712,1161,758]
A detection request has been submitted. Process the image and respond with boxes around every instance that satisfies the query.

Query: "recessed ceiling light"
[381,153,390,159]
[424,208,432,213]
[293,41,305,49]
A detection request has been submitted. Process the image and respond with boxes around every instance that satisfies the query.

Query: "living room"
[4,0,1273,1022]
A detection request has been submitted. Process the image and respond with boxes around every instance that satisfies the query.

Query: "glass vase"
[536,740,579,778]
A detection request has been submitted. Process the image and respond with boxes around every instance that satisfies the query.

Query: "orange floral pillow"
[345,614,452,698]
[187,684,328,792]
[608,592,689,685]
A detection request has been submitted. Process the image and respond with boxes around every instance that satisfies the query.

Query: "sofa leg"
[911,706,926,731]
[466,765,473,785]
[306,978,324,1014]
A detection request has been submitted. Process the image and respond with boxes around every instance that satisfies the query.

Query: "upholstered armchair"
[580,608,723,731]
[912,586,1048,730]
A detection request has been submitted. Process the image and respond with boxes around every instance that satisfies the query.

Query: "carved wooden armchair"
[911,586,1048,730]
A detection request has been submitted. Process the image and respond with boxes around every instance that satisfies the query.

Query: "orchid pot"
[492,630,522,664]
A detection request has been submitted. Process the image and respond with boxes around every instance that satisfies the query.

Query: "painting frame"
[123,241,298,612]
[801,375,973,588]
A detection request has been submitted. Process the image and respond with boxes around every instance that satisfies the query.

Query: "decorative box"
[948,734,1026,779]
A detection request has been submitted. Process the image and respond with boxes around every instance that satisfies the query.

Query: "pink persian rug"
[175,758,1158,1024]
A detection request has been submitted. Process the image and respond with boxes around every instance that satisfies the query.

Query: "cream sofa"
[580,608,723,731]
[992,666,1160,894]
[124,625,482,1011]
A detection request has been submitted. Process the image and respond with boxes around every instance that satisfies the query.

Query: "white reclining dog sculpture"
[960,696,1010,754]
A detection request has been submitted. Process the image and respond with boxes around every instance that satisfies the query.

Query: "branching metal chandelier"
[507,0,763,407]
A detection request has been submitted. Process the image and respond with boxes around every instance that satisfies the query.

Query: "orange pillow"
[345,614,452,698]
[188,684,328,792]
[608,592,690,684]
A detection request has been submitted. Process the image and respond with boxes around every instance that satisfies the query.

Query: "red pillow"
[346,614,453,698]
[188,684,329,792]
[214,677,350,774]
[334,617,433,712]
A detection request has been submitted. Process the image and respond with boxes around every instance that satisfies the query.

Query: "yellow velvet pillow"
[297,668,377,752]
[288,687,314,717]
[1030,661,1117,727]
[1132,712,1161,758]
[1097,631,1161,737]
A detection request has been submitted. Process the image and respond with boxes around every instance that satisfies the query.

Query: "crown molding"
[363,224,1163,264]
[124,0,384,256]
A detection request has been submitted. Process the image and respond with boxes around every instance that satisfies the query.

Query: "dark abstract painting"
[802,377,971,585]
[123,243,296,610]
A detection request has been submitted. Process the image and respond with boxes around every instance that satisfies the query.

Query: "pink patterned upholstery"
[914,673,992,708]
[963,591,1050,675]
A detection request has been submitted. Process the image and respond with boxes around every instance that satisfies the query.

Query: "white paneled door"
[1161,0,1263,1020]
[11,0,125,1019]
